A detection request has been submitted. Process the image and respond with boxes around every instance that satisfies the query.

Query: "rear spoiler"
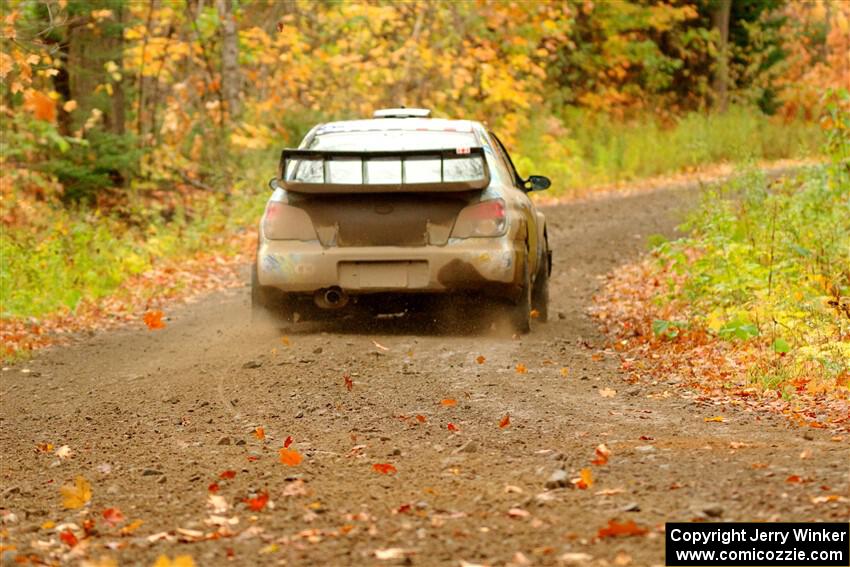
[278,147,490,194]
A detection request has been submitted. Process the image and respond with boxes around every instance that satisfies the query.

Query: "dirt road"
[2,184,847,566]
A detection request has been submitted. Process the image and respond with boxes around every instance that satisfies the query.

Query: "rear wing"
[278,147,490,194]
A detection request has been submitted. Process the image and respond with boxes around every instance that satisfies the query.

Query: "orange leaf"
[119,519,144,536]
[704,416,725,422]
[254,427,265,440]
[415,414,426,423]
[447,422,459,432]
[143,310,166,330]
[576,468,593,489]
[102,507,125,526]
[344,373,353,391]
[597,519,648,539]
[372,463,397,475]
[219,470,236,480]
[786,475,805,483]
[24,90,56,122]
[283,435,293,448]
[243,491,269,511]
[279,448,303,466]
[59,529,78,547]
[208,482,220,493]
[592,443,610,466]
[499,414,511,429]
[516,363,527,374]
[476,355,486,364]
[530,309,540,319]
[441,398,457,407]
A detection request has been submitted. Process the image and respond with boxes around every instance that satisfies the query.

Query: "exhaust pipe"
[314,286,349,309]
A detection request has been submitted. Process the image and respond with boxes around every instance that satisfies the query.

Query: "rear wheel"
[251,263,293,323]
[531,249,550,323]
[508,260,532,334]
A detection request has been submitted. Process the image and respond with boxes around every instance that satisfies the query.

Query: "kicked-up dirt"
[1,184,847,566]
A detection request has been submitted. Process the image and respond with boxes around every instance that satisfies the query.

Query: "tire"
[508,259,532,334]
[251,263,292,323]
[531,249,550,323]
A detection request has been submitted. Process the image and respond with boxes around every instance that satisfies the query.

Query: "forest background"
[1,0,848,359]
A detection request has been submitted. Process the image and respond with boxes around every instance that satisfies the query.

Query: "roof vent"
[373,108,431,118]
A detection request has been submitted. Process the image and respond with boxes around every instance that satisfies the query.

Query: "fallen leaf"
[119,519,144,536]
[281,336,290,346]
[35,442,54,453]
[396,503,412,514]
[516,363,527,374]
[283,435,293,448]
[729,441,748,449]
[254,427,265,440]
[614,551,632,566]
[60,476,92,509]
[507,507,530,518]
[219,470,236,480]
[476,355,486,364]
[207,494,229,514]
[599,388,616,398]
[102,508,125,526]
[811,495,841,504]
[499,414,511,429]
[592,443,610,466]
[597,519,648,539]
[41,520,55,530]
[55,445,73,459]
[704,416,725,422]
[591,353,604,362]
[152,555,195,567]
[560,367,569,377]
[374,548,410,560]
[595,488,625,496]
[785,475,805,483]
[799,449,812,460]
[639,435,654,441]
[143,310,166,330]
[59,529,78,547]
[447,422,459,432]
[279,448,303,466]
[208,483,219,493]
[504,485,523,494]
[575,468,593,489]
[415,414,426,423]
[243,491,269,512]
[344,373,353,391]
[530,309,540,319]
[441,398,457,407]
[372,463,397,475]
[372,340,389,351]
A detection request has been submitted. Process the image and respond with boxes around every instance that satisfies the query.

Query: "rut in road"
[1,184,847,566]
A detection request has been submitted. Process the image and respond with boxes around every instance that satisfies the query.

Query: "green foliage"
[653,104,850,384]
[514,106,822,195]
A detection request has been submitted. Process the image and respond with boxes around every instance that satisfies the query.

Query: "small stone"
[621,502,641,512]
[702,503,723,518]
[217,436,231,446]
[313,347,323,354]
[453,440,478,454]
[142,469,163,476]
[157,475,167,484]
[235,439,246,446]
[242,360,262,369]
[635,445,655,453]
[391,448,402,456]
[295,411,304,419]
[549,451,565,461]
[544,469,568,489]
[557,312,566,320]
[802,431,814,441]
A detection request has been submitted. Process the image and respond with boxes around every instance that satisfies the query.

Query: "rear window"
[308,130,478,152]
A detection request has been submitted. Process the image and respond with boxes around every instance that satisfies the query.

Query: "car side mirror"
[525,175,551,192]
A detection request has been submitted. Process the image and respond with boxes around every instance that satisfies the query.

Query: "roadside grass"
[514,106,823,195]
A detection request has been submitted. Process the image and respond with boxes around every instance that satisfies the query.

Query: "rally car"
[252,108,551,332]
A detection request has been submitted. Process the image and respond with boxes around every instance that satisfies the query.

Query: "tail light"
[262,201,317,241]
[451,199,507,238]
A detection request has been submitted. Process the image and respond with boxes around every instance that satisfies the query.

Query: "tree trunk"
[216,0,241,120]
[711,0,732,112]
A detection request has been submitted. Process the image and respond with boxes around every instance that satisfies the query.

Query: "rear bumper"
[257,237,523,298]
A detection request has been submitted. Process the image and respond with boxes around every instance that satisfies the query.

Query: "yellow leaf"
[152,556,195,567]
[704,416,725,423]
[60,476,91,509]
[63,100,77,112]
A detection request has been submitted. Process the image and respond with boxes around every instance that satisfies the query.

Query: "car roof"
[313,118,480,136]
